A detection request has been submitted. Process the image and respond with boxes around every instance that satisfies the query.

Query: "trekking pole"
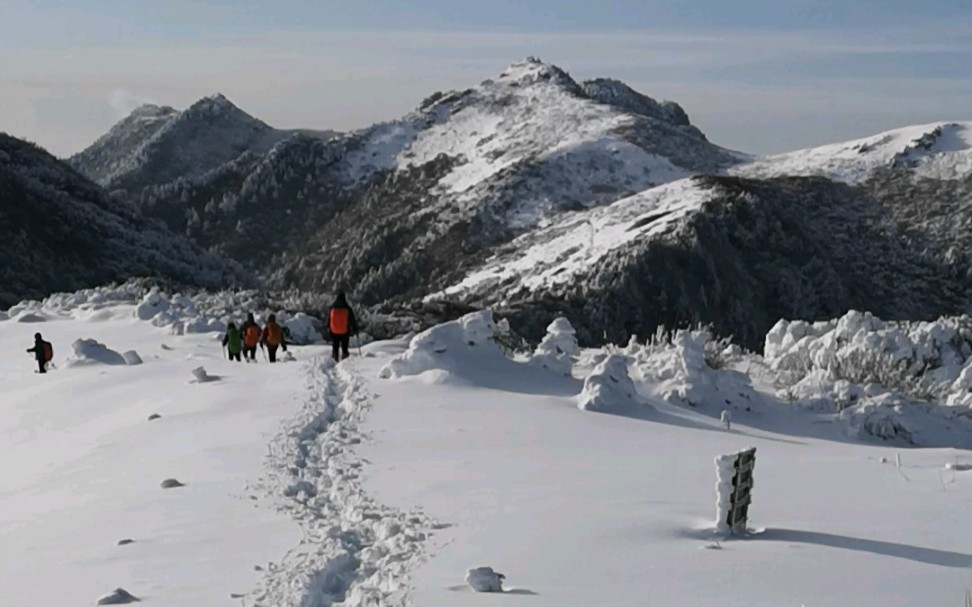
[356,332,362,357]
[261,343,268,362]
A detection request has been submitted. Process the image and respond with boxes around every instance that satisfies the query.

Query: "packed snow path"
[250,358,436,607]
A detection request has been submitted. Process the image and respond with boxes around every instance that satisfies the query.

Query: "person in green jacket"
[222,322,243,362]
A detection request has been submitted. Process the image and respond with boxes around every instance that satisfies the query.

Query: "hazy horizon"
[2,0,970,157]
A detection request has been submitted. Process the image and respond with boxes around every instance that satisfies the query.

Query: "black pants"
[332,334,351,361]
[244,346,257,361]
[229,351,241,362]
[267,344,279,363]
[37,359,47,373]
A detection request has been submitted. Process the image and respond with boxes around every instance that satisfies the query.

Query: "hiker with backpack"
[240,313,262,362]
[327,292,359,362]
[261,314,288,363]
[26,333,52,373]
[222,322,243,362]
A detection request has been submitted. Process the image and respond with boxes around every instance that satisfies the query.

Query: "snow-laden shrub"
[577,354,642,414]
[629,329,764,412]
[135,288,170,321]
[945,360,972,407]
[532,317,579,376]
[65,339,128,366]
[838,392,972,448]
[379,310,501,378]
[766,311,972,405]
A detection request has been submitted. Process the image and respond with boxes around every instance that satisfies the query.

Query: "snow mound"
[14,311,48,323]
[379,311,503,379]
[577,354,642,414]
[466,566,505,593]
[532,317,579,376]
[283,312,321,345]
[66,339,128,367]
[732,121,972,183]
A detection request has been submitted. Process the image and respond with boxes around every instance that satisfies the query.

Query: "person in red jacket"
[327,292,358,362]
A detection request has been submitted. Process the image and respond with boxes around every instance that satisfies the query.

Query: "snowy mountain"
[69,94,295,192]
[270,58,743,297]
[0,134,249,307]
[434,172,972,349]
[732,121,972,183]
[64,59,971,352]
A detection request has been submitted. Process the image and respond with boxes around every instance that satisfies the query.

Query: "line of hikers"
[25,294,360,372]
[222,292,359,363]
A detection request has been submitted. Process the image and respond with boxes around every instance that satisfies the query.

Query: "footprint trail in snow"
[250,358,437,607]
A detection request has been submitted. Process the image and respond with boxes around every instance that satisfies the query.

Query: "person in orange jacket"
[240,312,262,362]
[261,314,288,363]
[327,292,358,362]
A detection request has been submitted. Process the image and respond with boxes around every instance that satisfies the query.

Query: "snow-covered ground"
[2,293,971,606]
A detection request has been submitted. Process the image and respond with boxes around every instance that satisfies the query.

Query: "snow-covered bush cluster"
[625,328,765,412]
[766,311,972,408]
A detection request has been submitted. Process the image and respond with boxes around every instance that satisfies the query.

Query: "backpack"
[244,324,261,347]
[42,341,53,363]
[265,322,282,346]
[329,308,349,335]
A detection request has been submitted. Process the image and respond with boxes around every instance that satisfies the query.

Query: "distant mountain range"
[3,57,969,347]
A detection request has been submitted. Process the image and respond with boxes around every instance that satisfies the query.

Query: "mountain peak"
[184,93,247,118]
[582,78,693,128]
[495,57,583,94]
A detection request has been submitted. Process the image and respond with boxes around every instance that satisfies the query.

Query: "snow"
[437,177,713,298]
[732,121,972,184]
[3,290,972,607]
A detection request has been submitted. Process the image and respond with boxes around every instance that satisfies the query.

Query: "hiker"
[25,332,52,373]
[222,322,243,362]
[261,314,288,363]
[241,313,262,362]
[327,292,358,362]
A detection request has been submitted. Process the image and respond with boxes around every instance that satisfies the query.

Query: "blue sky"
[1,0,970,156]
